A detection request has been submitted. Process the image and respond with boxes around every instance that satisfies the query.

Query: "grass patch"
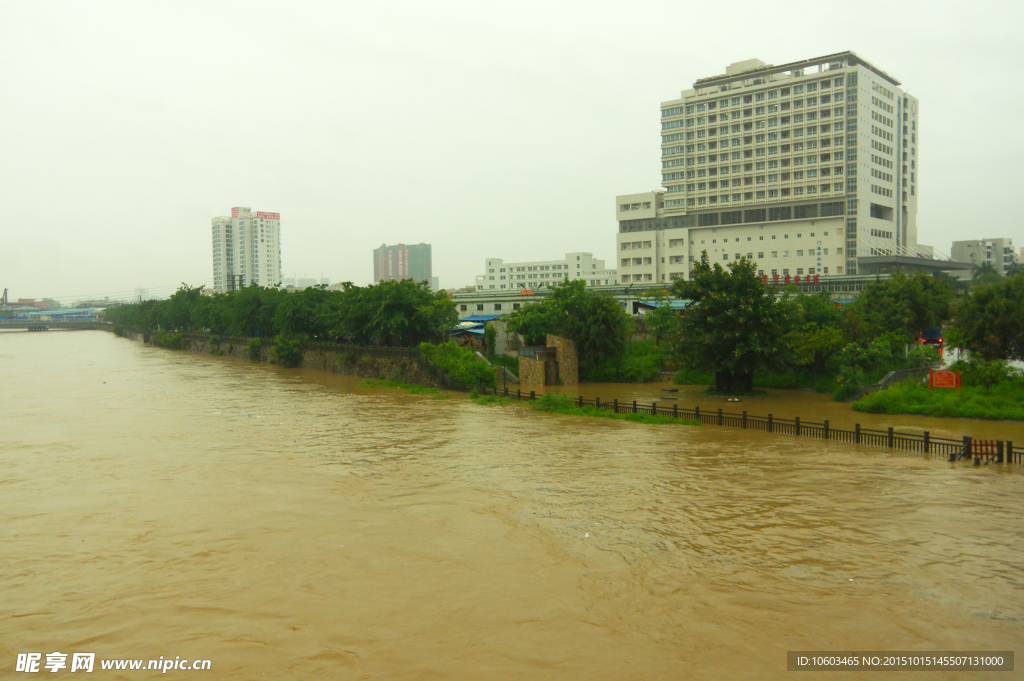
[471,394,512,406]
[852,379,1024,421]
[532,393,699,426]
[359,378,438,394]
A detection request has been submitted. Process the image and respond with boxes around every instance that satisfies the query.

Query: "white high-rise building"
[212,207,282,293]
[617,51,920,283]
[475,252,616,290]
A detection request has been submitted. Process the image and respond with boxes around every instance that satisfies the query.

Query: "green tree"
[971,262,1002,285]
[845,271,953,341]
[948,273,1024,360]
[642,290,680,346]
[505,299,552,346]
[671,252,798,393]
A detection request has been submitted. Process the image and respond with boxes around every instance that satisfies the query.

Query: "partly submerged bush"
[272,336,304,367]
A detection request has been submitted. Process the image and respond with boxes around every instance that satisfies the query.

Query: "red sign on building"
[255,211,280,220]
[231,207,240,218]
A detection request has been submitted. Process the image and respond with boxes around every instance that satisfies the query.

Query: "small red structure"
[929,368,961,393]
[813,274,820,284]
[772,274,780,284]
[784,274,792,284]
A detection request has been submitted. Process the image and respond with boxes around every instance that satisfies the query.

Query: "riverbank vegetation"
[663,253,996,398]
[851,361,1024,421]
[505,280,663,382]
[105,279,457,346]
[419,341,496,388]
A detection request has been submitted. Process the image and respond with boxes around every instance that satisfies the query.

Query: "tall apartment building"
[475,253,616,290]
[373,243,432,284]
[211,207,282,293]
[617,51,920,283]
[951,238,1018,278]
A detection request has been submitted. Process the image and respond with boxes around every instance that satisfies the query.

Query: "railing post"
[652,402,657,416]
[673,403,678,419]
[632,400,637,414]
[695,405,700,422]
[794,416,800,436]
[504,386,508,397]
[530,390,535,400]
[718,408,723,426]
[888,426,894,449]
[823,419,829,440]
[923,431,930,454]
[578,394,583,407]
[517,389,521,400]
[595,397,600,410]
[1009,441,1014,465]
[767,413,772,433]
[742,411,747,429]
[997,440,1005,463]
[855,423,860,444]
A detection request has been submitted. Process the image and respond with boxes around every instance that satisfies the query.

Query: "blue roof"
[458,314,502,322]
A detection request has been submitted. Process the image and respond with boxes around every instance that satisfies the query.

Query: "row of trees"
[105,279,458,346]
[665,252,1024,393]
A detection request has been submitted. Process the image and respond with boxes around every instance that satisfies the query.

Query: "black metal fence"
[464,385,1021,465]
[132,330,1022,465]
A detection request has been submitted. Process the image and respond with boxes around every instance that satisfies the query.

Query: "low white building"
[615,190,848,284]
[951,238,1018,278]
[475,252,616,291]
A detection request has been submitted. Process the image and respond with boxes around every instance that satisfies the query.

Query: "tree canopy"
[505,279,633,373]
[671,252,798,392]
[948,273,1024,361]
[106,279,456,346]
[844,271,954,341]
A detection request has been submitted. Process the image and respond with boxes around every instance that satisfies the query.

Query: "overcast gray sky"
[1,0,1021,303]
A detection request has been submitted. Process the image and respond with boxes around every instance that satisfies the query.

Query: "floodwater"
[522,381,1024,443]
[2,330,1023,680]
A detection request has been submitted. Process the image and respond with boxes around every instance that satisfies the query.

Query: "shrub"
[208,335,222,347]
[420,342,496,388]
[247,337,263,361]
[272,336,304,367]
[852,378,1024,421]
[152,330,186,349]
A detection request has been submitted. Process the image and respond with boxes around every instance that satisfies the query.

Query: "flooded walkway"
[2,331,1022,679]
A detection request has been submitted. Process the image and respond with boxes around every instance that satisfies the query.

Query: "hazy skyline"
[2,0,1021,303]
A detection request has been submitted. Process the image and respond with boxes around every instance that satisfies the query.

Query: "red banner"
[256,211,280,220]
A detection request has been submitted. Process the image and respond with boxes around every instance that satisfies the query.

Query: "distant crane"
[1,288,7,307]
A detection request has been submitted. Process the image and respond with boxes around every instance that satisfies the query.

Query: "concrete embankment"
[118,330,440,386]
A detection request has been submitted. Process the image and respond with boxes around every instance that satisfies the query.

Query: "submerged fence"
[465,385,1022,465]
[128,330,1022,465]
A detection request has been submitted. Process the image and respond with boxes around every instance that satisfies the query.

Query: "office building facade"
[617,51,920,283]
[373,243,432,284]
[212,206,282,293]
[951,238,1018,278]
[475,253,616,290]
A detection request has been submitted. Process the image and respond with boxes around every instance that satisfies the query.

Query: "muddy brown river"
[2,331,1022,679]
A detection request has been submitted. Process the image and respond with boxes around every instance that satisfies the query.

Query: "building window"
[494,304,501,311]
[476,304,484,311]
[460,304,467,311]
